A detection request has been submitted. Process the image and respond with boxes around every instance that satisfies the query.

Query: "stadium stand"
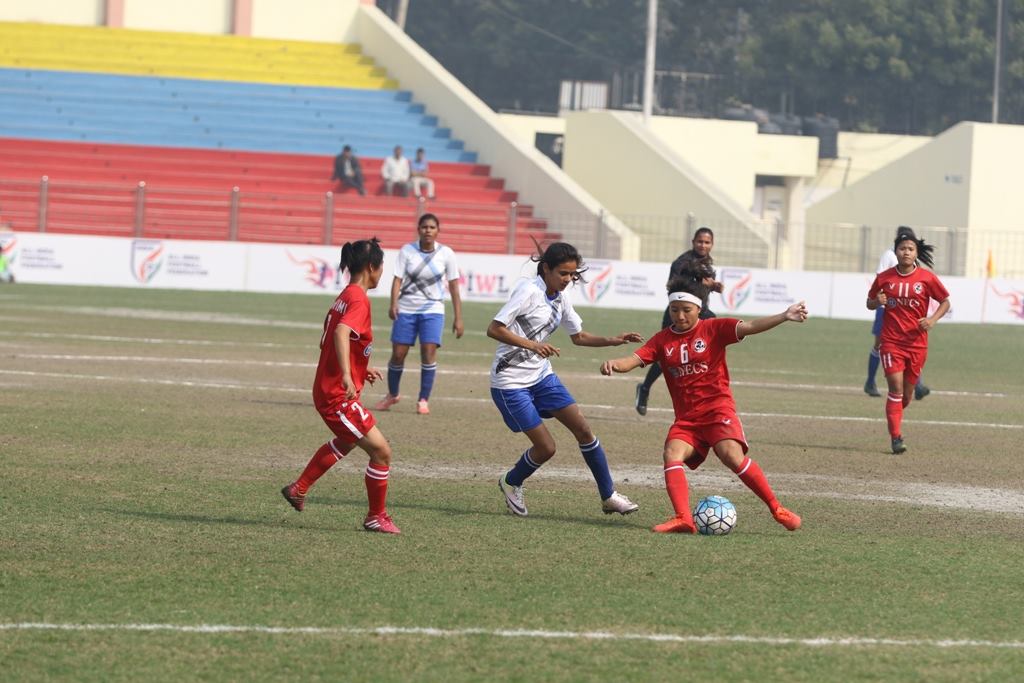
[0,22,554,252]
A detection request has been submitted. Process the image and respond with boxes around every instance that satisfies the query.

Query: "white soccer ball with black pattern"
[693,495,737,536]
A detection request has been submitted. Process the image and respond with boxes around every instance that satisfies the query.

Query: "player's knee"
[368,442,391,466]
[534,442,556,461]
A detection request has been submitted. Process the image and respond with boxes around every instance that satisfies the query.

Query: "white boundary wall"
[4,233,1023,325]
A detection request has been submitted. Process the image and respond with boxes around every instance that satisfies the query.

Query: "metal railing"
[0,177,552,254]
[4,177,1023,276]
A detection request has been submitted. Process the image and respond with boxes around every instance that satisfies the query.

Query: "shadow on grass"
[315,494,648,530]
[94,506,341,531]
[94,492,648,532]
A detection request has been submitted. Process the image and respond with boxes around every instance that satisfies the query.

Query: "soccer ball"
[693,495,737,536]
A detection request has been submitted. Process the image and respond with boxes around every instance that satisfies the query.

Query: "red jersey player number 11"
[866,230,951,455]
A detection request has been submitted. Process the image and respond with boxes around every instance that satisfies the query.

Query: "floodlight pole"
[642,0,657,124]
[993,0,1004,123]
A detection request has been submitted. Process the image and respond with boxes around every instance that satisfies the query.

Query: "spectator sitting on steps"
[332,145,366,196]
[381,145,411,197]
[410,147,436,200]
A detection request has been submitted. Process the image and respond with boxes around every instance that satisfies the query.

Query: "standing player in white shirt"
[376,213,463,415]
[864,226,931,400]
[488,242,642,517]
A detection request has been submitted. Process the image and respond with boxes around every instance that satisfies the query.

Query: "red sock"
[296,440,347,494]
[734,457,780,511]
[365,463,390,516]
[902,394,912,408]
[886,392,903,438]
[663,461,693,520]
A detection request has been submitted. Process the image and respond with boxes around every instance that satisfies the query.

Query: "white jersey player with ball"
[487,241,642,518]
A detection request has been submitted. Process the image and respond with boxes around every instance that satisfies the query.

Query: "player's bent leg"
[284,437,352,510]
[551,404,637,514]
[715,440,800,531]
[500,425,556,517]
[358,427,399,534]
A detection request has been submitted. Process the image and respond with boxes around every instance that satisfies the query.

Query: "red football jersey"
[634,317,743,421]
[867,266,950,349]
[313,284,373,410]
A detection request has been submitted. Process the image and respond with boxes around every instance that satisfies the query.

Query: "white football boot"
[602,491,639,515]
[499,476,528,516]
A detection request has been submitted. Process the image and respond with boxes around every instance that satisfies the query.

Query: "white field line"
[4,369,1020,431]
[8,353,1009,400]
[1,622,1022,650]
[0,309,870,377]
[0,331,303,349]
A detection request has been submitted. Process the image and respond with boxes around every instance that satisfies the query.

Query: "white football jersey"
[877,248,898,273]
[489,276,584,389]
[394,242,459,315]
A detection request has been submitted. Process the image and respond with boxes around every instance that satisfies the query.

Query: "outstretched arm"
[600,354,645,376]
[570,330,644,347]
[736,301,808,339]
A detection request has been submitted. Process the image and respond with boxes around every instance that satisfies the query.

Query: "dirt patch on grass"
[394,463,1024,518]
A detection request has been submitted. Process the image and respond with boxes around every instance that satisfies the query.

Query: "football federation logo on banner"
[582,262,614,303]
[287,251,336,289]
[693,338,707,353]
[718,268,753,311]
[130,240,164,284]
[0,236,16,263]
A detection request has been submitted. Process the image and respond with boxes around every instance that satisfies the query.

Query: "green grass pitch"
[2,284,1023,682]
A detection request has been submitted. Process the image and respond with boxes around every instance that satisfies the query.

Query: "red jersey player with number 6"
[601,261,804,534]
[281,238,401,534]
[867,230,950,455]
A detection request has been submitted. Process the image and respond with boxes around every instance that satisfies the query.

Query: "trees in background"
[403,0,1024,134]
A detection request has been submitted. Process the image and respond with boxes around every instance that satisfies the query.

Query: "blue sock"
[505,448,541,486]
[387,363,403,396]
[580,438,615,500]
[419,362,437,401]
[867,349,880,384]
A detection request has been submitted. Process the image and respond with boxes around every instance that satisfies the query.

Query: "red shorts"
[665,409,749,469]
[879,344,927,386]
[318,399,377,447]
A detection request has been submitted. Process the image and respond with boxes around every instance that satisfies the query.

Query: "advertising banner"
[3,232,1022,325]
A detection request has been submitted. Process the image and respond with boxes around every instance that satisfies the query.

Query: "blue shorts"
[491,373,576,433]
[391,312,444,346]
[871,307,884,336]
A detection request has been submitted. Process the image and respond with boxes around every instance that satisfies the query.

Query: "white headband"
[668,292,703,306]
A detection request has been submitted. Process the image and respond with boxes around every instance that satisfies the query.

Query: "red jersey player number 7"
[281,238,401,535]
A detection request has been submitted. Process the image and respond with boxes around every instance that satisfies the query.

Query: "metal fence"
[0,177,540,252]
[4,177,1023,277]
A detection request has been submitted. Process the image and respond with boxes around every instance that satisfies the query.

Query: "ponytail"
[339,237,384,276]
